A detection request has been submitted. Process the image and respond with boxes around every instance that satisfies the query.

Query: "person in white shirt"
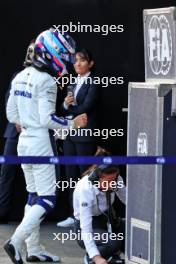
[57,49,99,228]
[73,164,126,264]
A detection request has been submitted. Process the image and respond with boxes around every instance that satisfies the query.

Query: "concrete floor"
[0,223,84,264]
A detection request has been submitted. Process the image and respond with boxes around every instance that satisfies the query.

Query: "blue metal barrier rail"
[0,156,174,164]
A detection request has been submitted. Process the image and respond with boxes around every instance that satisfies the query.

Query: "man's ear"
[89,60,94,69]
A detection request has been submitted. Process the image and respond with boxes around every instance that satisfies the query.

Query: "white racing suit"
[6,66,74,256]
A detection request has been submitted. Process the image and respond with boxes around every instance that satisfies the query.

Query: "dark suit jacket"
[4,74,19,139]
[61,75,99,142]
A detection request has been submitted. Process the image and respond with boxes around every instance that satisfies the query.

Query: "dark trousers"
[0,137,20,218]
[74,214,125,259]
[63,139,96,216]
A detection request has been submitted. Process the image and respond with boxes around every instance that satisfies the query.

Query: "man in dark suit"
[0,84,21,223]
[0,41,35,223]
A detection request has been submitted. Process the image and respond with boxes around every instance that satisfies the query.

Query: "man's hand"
[15,124,21,133]
[64,95,74,106]
[93,255,108,264]
[73,113,87,128]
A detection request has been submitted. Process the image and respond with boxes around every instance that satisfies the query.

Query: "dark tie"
[106,191,115,233]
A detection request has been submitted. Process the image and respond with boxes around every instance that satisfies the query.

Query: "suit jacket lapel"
[75,81,89,102]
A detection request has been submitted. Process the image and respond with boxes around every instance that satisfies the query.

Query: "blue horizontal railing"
[0,156,173,164]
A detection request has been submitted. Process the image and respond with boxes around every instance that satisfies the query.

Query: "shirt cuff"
[63,102,69,110]
[88,248,100,259]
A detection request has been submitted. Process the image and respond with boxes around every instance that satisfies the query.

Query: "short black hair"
[98,164,120,175]
[76,48,93,62]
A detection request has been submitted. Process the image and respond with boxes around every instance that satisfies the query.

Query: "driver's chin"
[75,69,82,74]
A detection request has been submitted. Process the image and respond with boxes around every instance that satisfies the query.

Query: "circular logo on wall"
[147,15,172,75]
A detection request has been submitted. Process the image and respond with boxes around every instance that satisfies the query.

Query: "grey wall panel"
[126,83,164,264]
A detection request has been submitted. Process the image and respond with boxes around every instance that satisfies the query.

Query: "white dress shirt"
[73,175,126,259]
